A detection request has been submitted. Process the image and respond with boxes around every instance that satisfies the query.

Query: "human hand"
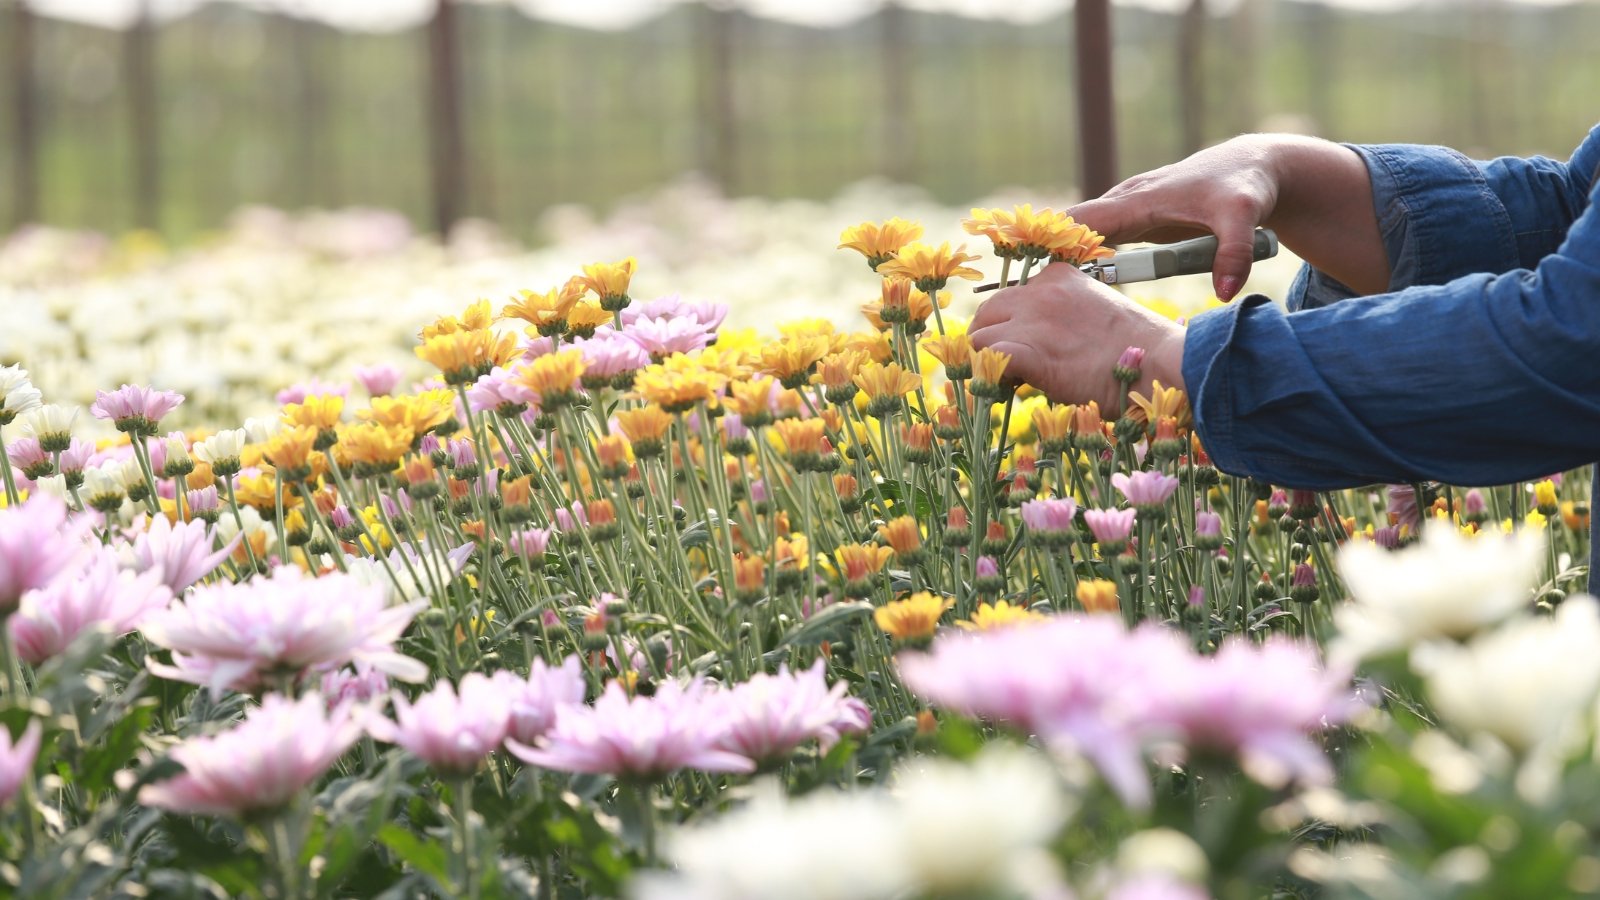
[968,261,1185,412]
[1068,134,1388,299]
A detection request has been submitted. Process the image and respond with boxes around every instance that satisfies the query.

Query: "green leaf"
[76,700,155,796]
[376,824,451,885]
[778,601,874,648]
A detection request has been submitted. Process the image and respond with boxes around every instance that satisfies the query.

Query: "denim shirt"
[1182,124,1600,585]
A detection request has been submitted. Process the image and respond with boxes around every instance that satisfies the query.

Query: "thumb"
[1209,221,1258,302]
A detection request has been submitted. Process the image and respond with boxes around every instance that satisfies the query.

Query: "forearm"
[1259,136,1390,295]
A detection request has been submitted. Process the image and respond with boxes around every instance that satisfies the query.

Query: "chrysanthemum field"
[0,205,1596,900]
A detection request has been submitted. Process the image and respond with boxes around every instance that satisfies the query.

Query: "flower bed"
[0,206,1594,899]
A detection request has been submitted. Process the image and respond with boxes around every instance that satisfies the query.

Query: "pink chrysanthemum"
[618,294,728,331]
[353,363,403,397]
[0,494,90,611]
[367,672,512,775]
[1141,638,1360,788]
[139,693,362,818]
[274,379,349,406]
[497,656,588,746]
[124,515,239,594]
[1111,471,1179,510]
[623,316,717,360]
[0,720,42,809]
[507,679,755,779]
[466,366,540,415]
[898,616,1182,807]
[1020,497,1077,535]
[574,331,652,380]
[10,548,172,665]
[140,567,427,695]
[713,660,870,766]
[89,384,185,434]
[1083,507,1137,547]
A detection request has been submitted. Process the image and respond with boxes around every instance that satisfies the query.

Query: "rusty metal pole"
[695,4,739,193]
[1073,0,1117,199]
[126,0,161,230]
[426,0,468,236]
[8,0,39,228]
[879,2,913,183]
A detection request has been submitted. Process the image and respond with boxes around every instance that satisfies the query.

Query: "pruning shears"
[975,228,1280,291]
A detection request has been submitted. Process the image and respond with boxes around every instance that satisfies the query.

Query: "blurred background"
[4,0,1597,239]
[2,0,1598,423]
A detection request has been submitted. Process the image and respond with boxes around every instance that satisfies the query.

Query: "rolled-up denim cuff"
[1348,142,1522,291]
[1182,298,1252,479]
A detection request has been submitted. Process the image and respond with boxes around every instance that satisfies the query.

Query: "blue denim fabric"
[1183,124,1600,583]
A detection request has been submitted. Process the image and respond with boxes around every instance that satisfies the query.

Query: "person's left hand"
[967,261,1187,412]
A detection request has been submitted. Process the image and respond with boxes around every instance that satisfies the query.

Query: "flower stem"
[0,433,21,506]
[454,778,481,900]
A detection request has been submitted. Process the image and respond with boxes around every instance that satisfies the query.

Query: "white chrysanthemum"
[18,403,78,443]
[1331,524,1545,666]
[646,782,909,900]
[193,428,247,466]
[892,745,1071,893]
[1415,596,1600,754]
[644,745,1071,900]
[81,465,124,504]
[0,364,42,419]
[242,417,282,445]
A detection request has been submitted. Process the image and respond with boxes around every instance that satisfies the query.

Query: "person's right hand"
[1068,134,1390,300]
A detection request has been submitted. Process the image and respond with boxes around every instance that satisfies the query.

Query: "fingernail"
[1216,276,1243,302]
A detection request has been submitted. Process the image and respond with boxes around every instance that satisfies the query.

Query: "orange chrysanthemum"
[875,242,984,293]
[838,217,925,269]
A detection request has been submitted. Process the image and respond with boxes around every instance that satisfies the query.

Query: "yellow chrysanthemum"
[339,422,413,474]
[844,330,895,364]
[264,425,322,482]
[838,217,925,269]
[771,418,828,462]
[566,302,614,337]
[874,591,953,642]
[1032,404,1074,451]
[415,329,518,385]
[971,347,1012,391]
[962,207,1022,259]
[1128,381,1192,430]
[516,349,588,404]
[362,390,457,437]
[854,360,920,399]
[1077,579,1119,615]
[878,515,923,558]
[836,543,894,583]
[875,241,984,293]
[281,394,345,432]
[502,284,582,333]
[958,600,1046,631]
[634,365,719,413]
[921,333,973,377]
[419,299,494,340]
[580,257,637,308]
[761,336,831,388]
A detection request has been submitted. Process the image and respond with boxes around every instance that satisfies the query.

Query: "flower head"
[9,547,172,665]
[714,660,869,766]
[140,567,427,695]
[507,679,755,779]
[838,217,924,269]
[875,592,953,643]
[958,600,1046,631]
[90,385,184,436]
[0,365,42,425]
[367,672,512,775]
[1112,470,1180,511]
[1331,524,1544,666]
[876,242,983,293]
[124,514,239,594]
[0,720,41,809]
[139,694,362,818]
[0,494,89,611]
[580,257,638,311]
[499,656,588,746]
[353,363,403,397]
[1084,507,1137,553]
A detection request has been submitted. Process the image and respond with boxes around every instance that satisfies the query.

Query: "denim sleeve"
[1285,124,1600,312]
[1184,161,1600,489]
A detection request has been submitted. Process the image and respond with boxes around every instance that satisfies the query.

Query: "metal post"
[126,0,161,230]
[879,2,913,183]
[8,0,39,228]
[1178,0,1205,155]
[426,0,468,235]
[1073,0,1117,199]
